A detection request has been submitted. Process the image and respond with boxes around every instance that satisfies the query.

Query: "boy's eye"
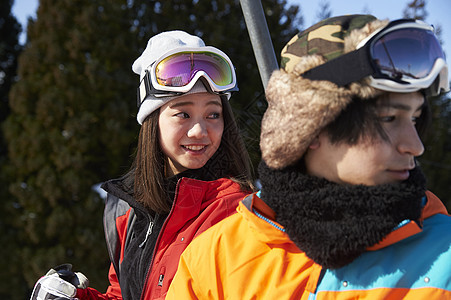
[379,115,395,122]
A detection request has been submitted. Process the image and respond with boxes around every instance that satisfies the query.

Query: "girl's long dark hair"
[128,96,254,213]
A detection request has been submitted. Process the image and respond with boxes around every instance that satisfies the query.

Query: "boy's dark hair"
[325,93,431,146]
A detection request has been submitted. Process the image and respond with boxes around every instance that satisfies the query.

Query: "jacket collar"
[160,177,243,235]
[243,191,447,251]
[369,191,448,250]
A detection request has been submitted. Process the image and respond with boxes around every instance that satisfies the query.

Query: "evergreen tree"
[0,0,22,122]
[420,94,451,210]
[402,0,451,209]
[316,0,332,23]
[0,0,24,297]
[4,0,140,297]
[403,0,428,20]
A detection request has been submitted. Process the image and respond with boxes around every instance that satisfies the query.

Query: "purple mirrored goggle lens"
[155,52,233,87]
[371,28,445,81]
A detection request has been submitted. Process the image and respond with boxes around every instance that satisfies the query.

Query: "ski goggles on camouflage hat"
[138,47,238,106]
[301,19,449,96]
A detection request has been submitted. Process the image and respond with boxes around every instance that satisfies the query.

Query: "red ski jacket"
[77,177,249,299]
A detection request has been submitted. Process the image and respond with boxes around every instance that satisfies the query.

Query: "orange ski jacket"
[167,191,451,299]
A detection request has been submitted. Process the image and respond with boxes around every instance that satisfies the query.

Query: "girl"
[31,30,254,300]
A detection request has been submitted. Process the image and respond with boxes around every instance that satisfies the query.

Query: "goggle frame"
[137,46,238,107]
[301,19,449,97]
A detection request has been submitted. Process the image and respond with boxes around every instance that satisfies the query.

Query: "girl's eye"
[208,112,221,119]
[175,112,190,119]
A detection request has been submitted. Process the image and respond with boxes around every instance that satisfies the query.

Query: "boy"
[167,15,451,299]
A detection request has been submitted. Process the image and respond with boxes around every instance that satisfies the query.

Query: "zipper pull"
[158,274,164,286]
[139,221,154,248]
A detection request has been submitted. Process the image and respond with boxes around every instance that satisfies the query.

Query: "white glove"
[30,264,89,300]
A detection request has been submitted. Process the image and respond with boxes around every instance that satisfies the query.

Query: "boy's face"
[304,92,425,186]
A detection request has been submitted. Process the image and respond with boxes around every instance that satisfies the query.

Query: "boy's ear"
[308,136,320,150]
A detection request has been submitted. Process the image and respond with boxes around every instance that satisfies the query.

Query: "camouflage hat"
[281,15,377,73]
[261,15,389,169]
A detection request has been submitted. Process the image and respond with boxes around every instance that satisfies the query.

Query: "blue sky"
[11,0,451,59]
[296,0,451,58]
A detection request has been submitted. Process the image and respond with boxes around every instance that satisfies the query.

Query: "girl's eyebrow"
[170,100,222,108]
[170,101,193,108]
[205,100,222,107]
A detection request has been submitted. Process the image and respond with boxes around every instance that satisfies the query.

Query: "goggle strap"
[137,70,238,108]
[136,87,141,108]
[302,47,375,87]
[137,71,184,108]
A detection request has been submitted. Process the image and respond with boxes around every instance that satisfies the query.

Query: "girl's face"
[304,92,425,186]
[158,93,224,176]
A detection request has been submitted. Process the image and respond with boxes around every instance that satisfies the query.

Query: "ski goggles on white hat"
[138,46,238,107]
[302,19,449,97]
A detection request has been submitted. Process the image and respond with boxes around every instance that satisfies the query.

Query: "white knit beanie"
[132,31,209,125]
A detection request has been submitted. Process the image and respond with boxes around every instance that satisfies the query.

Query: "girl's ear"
[308,136,320,150]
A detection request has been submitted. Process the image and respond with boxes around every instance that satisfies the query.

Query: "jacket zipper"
[158,274,164,286]
[139,220,154,248]
[253,208,286,232]
[139,179,182,300]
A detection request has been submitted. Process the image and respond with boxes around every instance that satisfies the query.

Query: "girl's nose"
[187,121,207,138]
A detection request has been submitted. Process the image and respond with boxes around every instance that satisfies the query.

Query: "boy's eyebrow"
[383,101,425,112]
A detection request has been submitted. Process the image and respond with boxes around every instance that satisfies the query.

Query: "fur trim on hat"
[261,19,388,169]
[261,66,353,169]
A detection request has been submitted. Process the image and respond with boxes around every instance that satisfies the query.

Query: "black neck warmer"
[258,161,427,269]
